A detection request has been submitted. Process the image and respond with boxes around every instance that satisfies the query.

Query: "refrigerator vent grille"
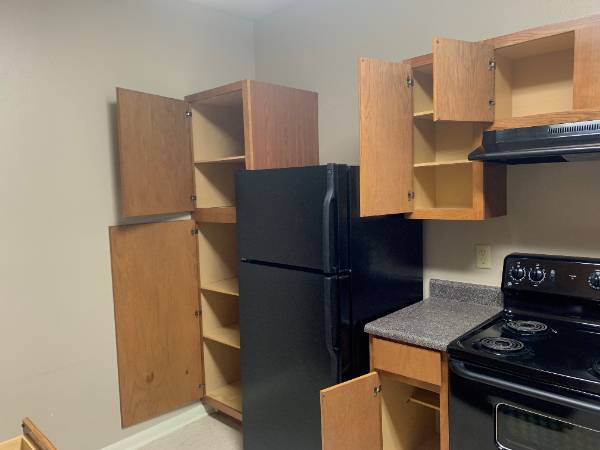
[548,121,600,135]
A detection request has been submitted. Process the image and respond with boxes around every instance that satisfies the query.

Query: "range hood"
[468,120,600,165]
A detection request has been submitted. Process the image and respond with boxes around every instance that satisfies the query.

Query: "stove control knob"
[588,271,600,290]
[510,266,526,281]
[529,268,545,283]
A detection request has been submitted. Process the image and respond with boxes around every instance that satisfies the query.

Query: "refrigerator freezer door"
[236,165,348,273]
[240,262,341,450]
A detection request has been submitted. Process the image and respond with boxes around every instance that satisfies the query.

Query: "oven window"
[496,403,600,450]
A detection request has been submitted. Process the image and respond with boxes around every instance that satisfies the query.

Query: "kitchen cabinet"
[320,337,449,450]
[110,81,318,426]
[0,418,57,450]
[360,14,600,219]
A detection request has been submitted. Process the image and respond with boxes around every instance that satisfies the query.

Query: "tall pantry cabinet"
[109,81,319,427]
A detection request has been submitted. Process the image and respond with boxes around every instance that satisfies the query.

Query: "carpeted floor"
[139,413,242,450]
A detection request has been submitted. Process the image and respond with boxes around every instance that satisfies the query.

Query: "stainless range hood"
[468,120,600,165]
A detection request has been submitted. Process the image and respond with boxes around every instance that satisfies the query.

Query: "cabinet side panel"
[245,81,319,169]
[358,58,414,217]
[116,88,194,217]
[109,220,203,427]
[573,26,600,109]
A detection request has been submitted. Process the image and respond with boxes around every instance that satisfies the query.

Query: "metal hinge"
[199,383,205,390]
[194,310,201,318]
[408,191,415,201]
[191,228,199,236]
[191,194,197,202]
[488,98,496,110]
[488,57,496,71]
[373,385,382,396]
[406,76,414,88]
[185,110,192,118]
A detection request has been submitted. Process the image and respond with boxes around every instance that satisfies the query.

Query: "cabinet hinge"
[199,383,205,390]
[194,310,201,318]
[191,228,200,236]
[488,98,496,109]
[190,195,197,202]
[185,110,192,118]
[373,385,382,396]
[408,191,415,201]
[406,76,414,88]
[488,57,496,71]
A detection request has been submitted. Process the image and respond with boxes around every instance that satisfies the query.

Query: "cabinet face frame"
[358,58,414,217]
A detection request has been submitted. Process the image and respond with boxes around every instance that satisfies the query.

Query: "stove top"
[448,253,600,397]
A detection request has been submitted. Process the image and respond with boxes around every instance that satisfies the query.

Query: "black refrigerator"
[236,164,422,450]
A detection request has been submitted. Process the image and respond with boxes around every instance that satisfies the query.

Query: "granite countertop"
[365,279,504,352]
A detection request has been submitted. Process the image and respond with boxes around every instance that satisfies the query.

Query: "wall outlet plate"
[475,244,492,269]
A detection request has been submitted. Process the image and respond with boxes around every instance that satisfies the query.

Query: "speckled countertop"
[364,279,504,352]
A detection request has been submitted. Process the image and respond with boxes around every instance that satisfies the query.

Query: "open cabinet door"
[109,220,203,427]
[116,88,194,217]
[320,372,383,450]
[358,58,414,217]
[433,38,495,122]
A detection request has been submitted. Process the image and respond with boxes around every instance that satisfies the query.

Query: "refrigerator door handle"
[324,277,340,381]
[322,164,337,273]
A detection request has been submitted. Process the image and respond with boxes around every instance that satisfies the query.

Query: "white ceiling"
[185,0,298,19]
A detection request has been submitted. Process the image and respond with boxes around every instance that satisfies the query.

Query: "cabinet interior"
[197,223,238,286]
[201,291,240,349]
[381,374,440,450]
[413,64,433,117]
[191,90,245,161]
[203,339,242,413]
[194,161,245,208]
[412,120,480,210]
[494,32,575,119]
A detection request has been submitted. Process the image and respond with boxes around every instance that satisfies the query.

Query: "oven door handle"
[450,360,600,414]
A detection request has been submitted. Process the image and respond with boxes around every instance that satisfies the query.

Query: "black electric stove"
[448,254,600,450]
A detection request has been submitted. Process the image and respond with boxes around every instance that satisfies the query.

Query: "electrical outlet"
[476,244,492,269]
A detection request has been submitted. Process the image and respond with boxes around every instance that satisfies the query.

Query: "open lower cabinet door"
[320,372,383,450]
[358,58,414,217]
[433,38,495,122]
[116,88,195,217]
[109,220,204,427]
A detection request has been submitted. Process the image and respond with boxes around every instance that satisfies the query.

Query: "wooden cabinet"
[110,80,318,426]
[360,14,600,219]
[321,337,448,450]
[0,418,57,450]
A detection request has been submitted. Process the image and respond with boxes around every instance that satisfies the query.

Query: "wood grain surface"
[244,80,319,170]
[109,220,203,427]
[116,88,194,218]
[358,58,413,217]
[320,372,382,450]
[433,38,494,122]
[574,25,600,109]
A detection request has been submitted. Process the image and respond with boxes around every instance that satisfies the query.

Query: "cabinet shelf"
[205,381,242,419]
[192,207,236,224]
[204,324,240,349]
[202,277,239,296]
[415,434,440,450]
[413,110,433,119]
[408,389,440,411]
[194,155,246,164]
[413,159,469,168]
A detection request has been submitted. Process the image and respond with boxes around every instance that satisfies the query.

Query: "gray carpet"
[140,413,242,450]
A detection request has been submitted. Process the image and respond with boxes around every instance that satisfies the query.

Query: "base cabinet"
[320,337,448,450]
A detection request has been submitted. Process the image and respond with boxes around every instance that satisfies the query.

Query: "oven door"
[449,359,600,450]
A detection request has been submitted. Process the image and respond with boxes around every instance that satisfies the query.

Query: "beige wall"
[254,0,600,292]
[0,0,254,448]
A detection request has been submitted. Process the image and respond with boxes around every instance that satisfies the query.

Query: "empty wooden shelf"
[202,277,239,296]
[205,381,242,421]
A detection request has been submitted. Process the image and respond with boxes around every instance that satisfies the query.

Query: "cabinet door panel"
[320,372,382,450]
[573,26,600,109]
[116,88,194,217]
[433,38,495,122]
[358,58,413,217]
[109,220,203,427]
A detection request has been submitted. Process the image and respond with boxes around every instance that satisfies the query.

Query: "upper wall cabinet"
[116,81,319,218]
[359,15,600,219]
